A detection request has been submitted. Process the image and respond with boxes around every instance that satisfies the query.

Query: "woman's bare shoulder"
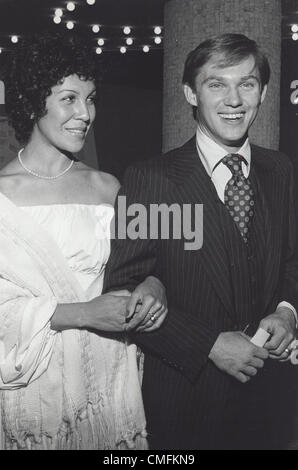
[76,163,120,205]
[96,170,120,191]
[0,158,20,176]
[0,159,22,193]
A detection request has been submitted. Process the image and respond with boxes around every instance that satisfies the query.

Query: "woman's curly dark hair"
[5,31,101,144]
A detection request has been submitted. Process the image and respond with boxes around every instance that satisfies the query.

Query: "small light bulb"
[0,48,2,54]
[55,8,63,17]
[123,26,131,35]
[67,2,75,11]
[154,26,162,35]
[92,24,100,33]
[292,32,298,40]
[120,46,127,54]
[143,45,149,53]
[53,16,62,24]
[11,35,18,43]
[66,21,74,30]
[96,47,102,54]
[291,24,298,33]
[154,37,162,44]
[97,38,104,46]
[87,0,96,5]
[126,38,133,46]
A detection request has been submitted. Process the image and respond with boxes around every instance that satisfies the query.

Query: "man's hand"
[208,331,269,383]
[259,306,296,360]
[126,276,168,332]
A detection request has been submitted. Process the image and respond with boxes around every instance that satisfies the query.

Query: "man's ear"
[260,83,267,104]
[183,84,198,106]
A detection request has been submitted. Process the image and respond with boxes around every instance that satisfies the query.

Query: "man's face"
[184,54,267,152]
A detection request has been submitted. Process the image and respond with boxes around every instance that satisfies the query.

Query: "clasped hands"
[111,276,168,332]
[88,276,168,333]
[209,306,296,383]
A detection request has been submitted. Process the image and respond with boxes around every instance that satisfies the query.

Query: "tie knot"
[221,153,244,177]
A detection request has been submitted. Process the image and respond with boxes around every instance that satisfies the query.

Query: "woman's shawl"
[0,193,147,450]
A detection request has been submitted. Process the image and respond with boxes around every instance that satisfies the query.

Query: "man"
[103,34,298,449]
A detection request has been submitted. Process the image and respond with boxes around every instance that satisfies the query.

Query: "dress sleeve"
[0,277,57,389]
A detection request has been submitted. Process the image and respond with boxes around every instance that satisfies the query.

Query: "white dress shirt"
[195,127,297,326]
[196,126,250,202]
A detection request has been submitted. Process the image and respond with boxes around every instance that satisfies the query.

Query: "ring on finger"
[150,313,157,322]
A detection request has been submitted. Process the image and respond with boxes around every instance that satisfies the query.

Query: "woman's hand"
[84,293,130,332]
[126,276,168,333]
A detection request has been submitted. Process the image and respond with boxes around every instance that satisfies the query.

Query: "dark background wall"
[94,83,162,180]
[93,49,163,180]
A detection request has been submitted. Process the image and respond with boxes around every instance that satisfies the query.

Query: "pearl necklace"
[18,148,74,180]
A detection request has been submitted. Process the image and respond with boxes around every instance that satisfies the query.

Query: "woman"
[0,32,167,450]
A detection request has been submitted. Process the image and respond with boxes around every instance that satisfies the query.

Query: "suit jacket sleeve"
[103,165,221,383]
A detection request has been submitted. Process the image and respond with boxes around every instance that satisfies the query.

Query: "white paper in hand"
[250,328,271,347]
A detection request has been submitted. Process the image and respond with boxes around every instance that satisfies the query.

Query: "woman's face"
[34,74,96,153]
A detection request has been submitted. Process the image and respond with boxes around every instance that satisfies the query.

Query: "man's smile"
[218,112,245,121]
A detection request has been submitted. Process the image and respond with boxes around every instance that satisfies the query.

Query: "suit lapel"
[167,138,236,320]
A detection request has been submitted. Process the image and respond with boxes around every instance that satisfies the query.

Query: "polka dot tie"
[221,153,254,243]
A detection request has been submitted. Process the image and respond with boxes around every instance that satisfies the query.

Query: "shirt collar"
[196,126,251,177]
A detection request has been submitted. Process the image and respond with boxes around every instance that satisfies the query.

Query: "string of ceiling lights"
[0,0,164,55]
